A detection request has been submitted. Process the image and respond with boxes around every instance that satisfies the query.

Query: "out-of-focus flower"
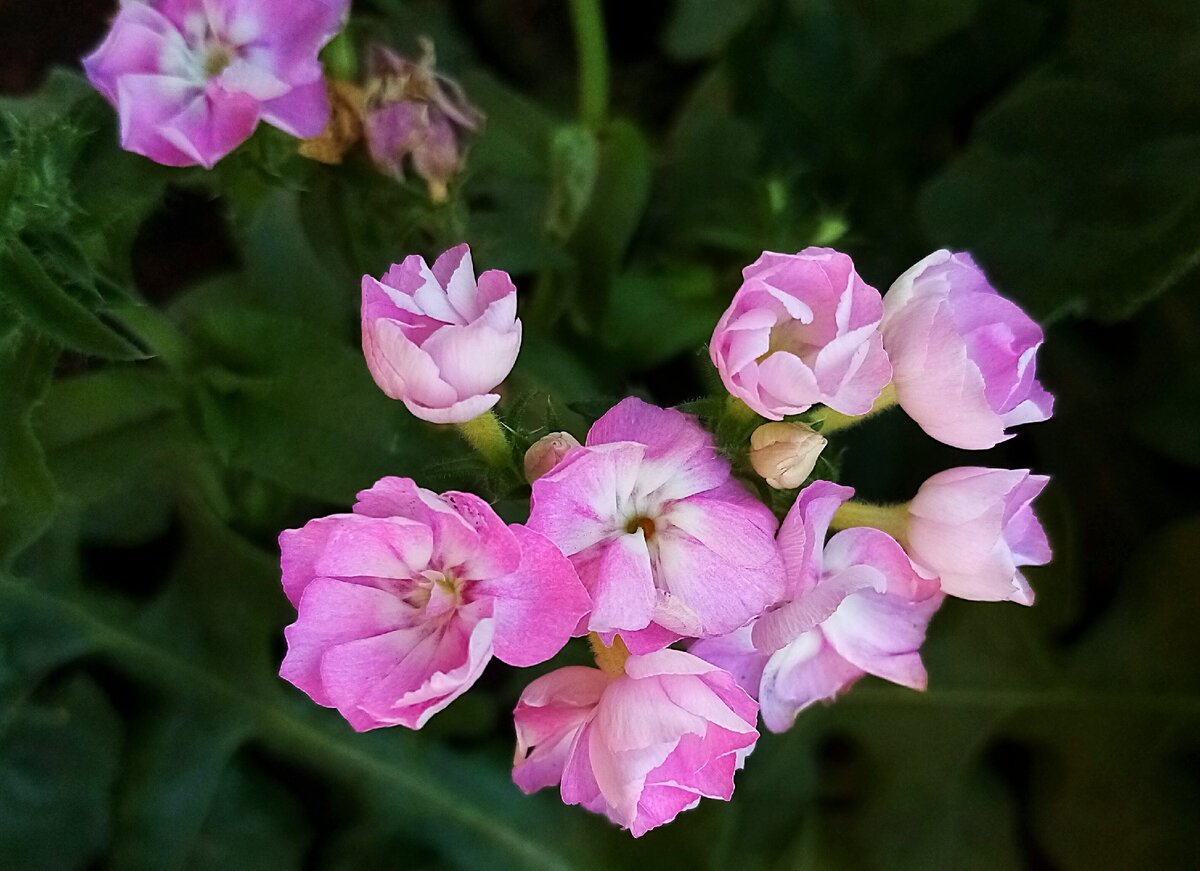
[512,645,758,837]
[363,41,484,202]
[710,248,892,420]
[361,243,521,424]
[692,481,941,733]
[279,476,590,731]
[906,467,1051,605]
[749,421,827,489]
[298,79,365,164]
[524,432,581,483]
[83,0,348,168]
[526,398,786,652]
[881,250,1054,449]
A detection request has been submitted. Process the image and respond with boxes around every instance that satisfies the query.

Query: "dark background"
[1,0,1199,868]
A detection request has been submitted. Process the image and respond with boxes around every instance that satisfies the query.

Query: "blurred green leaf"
[664,0,763,60]
[546,124,600,241]
[919,0,1200,321]
[0,331,59,567]
[0,239,144,360]
[0,676,121,871]
[602,266,723,370]
[180,300,458,502]
[569,119,654,326]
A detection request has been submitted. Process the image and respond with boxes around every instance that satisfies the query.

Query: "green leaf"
[0,239,144,359]
[918,0,1200,321]
[568,119,654,326]
[0,675,122,871]
[664,0,763,60]
[181,301,458,503]
[602,267,724,370]
[0,331,59,566]
[546,124,600,241]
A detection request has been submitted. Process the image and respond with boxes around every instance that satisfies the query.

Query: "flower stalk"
[829,499,911,545]
[568,0,610,129]
[455,411,513,469]
[811,382,899,434]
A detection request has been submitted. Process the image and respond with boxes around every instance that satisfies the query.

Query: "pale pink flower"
[279,476,590,730]
[523,431,581,483]
[83,0,348,168]
[882,250,1054,449]
[907,467,1051,605]
[692,481,941,733]
[709,248,892,420]
[526,398,785,652]
[362,244,522,424]
[512,648,758,836]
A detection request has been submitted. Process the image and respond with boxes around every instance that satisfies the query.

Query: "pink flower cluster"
[711,246,1053,447]
[277,243,1054,836]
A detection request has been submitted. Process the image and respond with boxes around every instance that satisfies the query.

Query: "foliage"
[1,1,1198,868]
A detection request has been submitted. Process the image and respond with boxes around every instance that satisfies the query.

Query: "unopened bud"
[524,432,581,483]
[749,422,827,489]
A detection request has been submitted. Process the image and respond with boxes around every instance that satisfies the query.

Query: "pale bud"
[523,432,581,483]
[749,422,827,489]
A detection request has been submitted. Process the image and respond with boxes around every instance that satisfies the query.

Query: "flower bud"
[363,40,483,202]
[523,432,580,483]
[749,422,827,489]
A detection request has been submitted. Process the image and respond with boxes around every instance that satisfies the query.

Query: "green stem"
[455,410,512,469]
[830,499,911,545]
[811,381,899,434]
[567,0,610,129]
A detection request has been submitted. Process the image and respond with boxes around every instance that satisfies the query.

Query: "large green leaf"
[918,0,1200,321]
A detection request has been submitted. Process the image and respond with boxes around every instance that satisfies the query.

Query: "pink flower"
[709,248,892,420]
[512,647,758,836]
[691,481,942,733]
[526,398,785,652]
[881,250,1054,449]
[362,244,522,424]
[279,476,590,730]
[907,467,1051,605]
[83,0,348,168]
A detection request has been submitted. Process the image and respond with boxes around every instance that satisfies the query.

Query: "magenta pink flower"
[907,467,1051,605]
[512,648,758,836]
[362,244,522,424]
[691,481,941,733]
[709,248,893,420]
[82,0,348,168]
[526,398,785,652]
[882,250,1054,449]
[279,476,589,730]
